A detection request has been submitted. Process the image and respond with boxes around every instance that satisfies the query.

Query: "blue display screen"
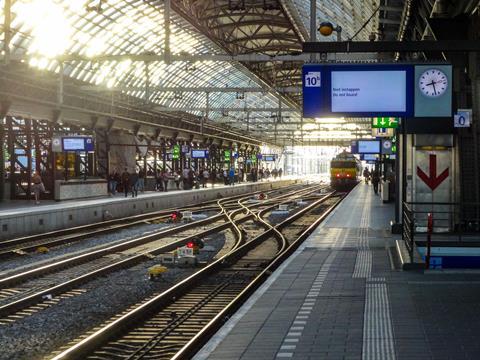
[303,64,414,118]
[191,149,208,159]
[357,140,381,154]
[62,137,94,152]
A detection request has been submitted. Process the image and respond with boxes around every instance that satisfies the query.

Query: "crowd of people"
[107,166,283,197]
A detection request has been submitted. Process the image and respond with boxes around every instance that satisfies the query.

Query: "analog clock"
[418,69,448,98]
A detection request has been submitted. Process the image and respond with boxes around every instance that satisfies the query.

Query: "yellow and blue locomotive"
[330,152,361,190]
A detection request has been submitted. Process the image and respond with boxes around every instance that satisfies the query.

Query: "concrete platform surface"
[196,184,480,360]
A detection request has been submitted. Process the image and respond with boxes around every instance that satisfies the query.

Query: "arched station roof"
[0,0,400,145]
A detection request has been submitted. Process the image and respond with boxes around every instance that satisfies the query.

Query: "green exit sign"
[172,145,180,160]
[224,150,231,162]
[372,117,399,129]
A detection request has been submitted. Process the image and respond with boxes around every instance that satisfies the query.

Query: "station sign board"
[303,64,452,119]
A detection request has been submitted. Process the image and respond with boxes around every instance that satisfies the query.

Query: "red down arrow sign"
[416,154,449,191]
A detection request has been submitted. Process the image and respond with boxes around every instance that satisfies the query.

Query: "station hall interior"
[1,0,480,359]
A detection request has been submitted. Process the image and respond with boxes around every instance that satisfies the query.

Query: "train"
[330,151,362,190]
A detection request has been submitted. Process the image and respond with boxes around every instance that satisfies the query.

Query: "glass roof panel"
[1,0,284,129]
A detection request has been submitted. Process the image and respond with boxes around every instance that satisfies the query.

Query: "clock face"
[419,69,448,98]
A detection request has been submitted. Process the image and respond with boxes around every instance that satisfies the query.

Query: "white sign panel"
[371,128,394,138]
[454,109,471,128]
[331,70,407,113]
[63,138,85,151]
[177,247,193,257]
[304,72,321,87]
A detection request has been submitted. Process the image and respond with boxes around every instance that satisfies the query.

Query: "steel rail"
[171,193,345,360]
[0,186,287,253]
[0,185,301,286]
[50,190,336,360]
[0,186,312,318]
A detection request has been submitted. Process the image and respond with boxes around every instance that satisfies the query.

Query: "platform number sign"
[172,145,180,160]
[454,109,471,128]
[304,72,321,87]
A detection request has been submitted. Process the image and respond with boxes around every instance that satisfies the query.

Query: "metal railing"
[402,201,480,261]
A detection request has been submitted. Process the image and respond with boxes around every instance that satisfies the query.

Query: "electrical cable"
[348,4,382,41]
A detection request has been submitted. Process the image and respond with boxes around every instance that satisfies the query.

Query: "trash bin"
[381,180,390,202]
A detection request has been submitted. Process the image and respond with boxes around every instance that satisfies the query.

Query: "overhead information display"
[331,70,407,113]
[358,140,381,154]
[62,137,94,152]
[191,149,208,159]
[303,64,451,118]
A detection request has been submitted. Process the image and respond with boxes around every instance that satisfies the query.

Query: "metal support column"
[145,61,150,104]
[164,0,171,64]
[0,100,11,201]
[4,0,11,65]
[309,0,317,62]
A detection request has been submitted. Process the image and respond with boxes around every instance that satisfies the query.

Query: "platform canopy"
[0,0,400,145]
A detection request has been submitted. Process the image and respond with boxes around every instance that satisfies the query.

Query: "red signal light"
[186,241,195,249]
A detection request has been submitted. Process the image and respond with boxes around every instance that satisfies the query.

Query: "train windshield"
[331,161,357,168]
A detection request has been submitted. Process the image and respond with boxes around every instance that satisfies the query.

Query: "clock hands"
[425,80,438,95]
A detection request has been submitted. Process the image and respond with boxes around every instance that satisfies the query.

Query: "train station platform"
[0,178,298,241]
[197,184,480,360]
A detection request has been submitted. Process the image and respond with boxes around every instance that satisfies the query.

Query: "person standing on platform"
[272,168,278,179]
[223,168,228,185]
[155,170,163,191]
[363,167,370,184]
[183,167,190,190]
[371,170,380,195]
[202,168,209,188]
[130,170,139,197]
[162,170,169,192]
[32,171,44,205]
[229,166,235,186]
[108,170,119,196]
[138,169,145,193]
[121,168,130,198]
[174,170,181,190]
[188,168,195,190]
[210,168,217,188]
[278,168,283,178]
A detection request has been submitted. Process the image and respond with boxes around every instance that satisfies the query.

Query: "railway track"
[0,184,318,323]
[48,190,343,360]
[0,188,283,260]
